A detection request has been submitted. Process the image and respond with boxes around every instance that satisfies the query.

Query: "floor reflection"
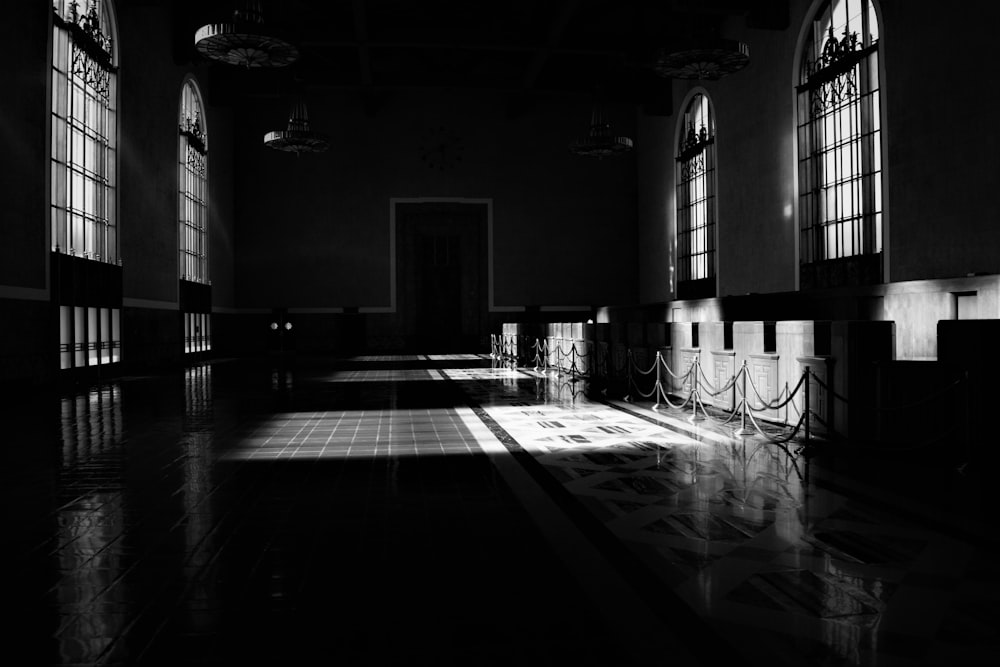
[457,364,990,666]
[56,384,127,664]
[180,365,218,636]
[16,356,999,666]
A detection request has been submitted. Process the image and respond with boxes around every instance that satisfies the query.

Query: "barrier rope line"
[696,360,740,399]
[746,370,803,413]
[493,329,973,462]
[498,335,819,447]
[686,358,748,428]
[649,353,811,445]
[651,352,695,411]
[627,349,661,401]
[688,361,743,428]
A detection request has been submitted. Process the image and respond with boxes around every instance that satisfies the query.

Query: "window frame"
[674,89,718,300]
[50,0,119,265]
[794,0,885,288]
[178,76,210,285]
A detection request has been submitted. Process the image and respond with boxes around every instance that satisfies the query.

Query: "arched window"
[51,0,118,264]
[179,79,211,355]
[179,78,208,284]
[797,0,882,288]
[53,1,121,371]
[675,92,716,299]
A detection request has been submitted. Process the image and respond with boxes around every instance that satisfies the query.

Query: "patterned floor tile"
[14,355,1000,667]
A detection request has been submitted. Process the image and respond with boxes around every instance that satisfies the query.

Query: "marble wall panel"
[669,322,697,388]
[734,321,767,386]
[747,353,780,422]
[674,347,700,396]
[776,321,831,422]
[798,356,833,437]
[708,350,736,410]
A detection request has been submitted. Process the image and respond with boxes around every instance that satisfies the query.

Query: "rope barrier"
[695,360,740,398]
[657,352,694,380]
[645,353,812,445]
[494,326,975,464]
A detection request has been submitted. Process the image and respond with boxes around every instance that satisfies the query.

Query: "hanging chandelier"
[568,106,633,158]
[264,100,329,155]
[195,1,298,68]
[653,38,750,80]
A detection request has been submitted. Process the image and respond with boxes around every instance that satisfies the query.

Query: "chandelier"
[653,38,750,80]
[264,101,329,155]
[195,1,298,68]
[568,106,633,158]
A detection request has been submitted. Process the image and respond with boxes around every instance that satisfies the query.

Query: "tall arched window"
[51,0,118,264]
[53,1,122,371]
[179,79,211,355]
[179,78,208,284]
[675,92,716,299]
[797,0,882,288]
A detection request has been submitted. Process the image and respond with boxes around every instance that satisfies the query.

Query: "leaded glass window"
[675,93,716,298]
[51,0,118,264]
[179,79,209,284]
[797,0,882,272]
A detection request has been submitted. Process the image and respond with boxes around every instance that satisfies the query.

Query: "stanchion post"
[652,351,663,410]
[689,355,704,422]
[803,367,811,442]
[533,337,541,372]
[736,361,753,436]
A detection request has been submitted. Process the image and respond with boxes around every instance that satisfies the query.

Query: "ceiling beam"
[521,0,581,91]
[503,0,582,119]
[351,0,384,116]
[351,0,372,86]
[298,40,624,60]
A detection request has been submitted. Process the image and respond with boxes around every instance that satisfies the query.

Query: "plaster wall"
[233,90,639,311]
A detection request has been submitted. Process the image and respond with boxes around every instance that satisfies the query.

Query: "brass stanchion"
[735,361,754,436]
[803,367,812,443]
[652,351,663,411]
[688,355,705,422]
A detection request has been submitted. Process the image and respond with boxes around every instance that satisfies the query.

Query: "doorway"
[395,201,488,353]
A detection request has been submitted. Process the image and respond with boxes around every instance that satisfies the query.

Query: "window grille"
[675,93,716,295]
[179,79,209,284]
[797,0,882,269]
[51,0,118,264]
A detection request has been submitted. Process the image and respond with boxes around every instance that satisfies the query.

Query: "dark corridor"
[395,201,488,353]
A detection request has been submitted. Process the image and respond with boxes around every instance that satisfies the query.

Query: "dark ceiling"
[167,0,789,112]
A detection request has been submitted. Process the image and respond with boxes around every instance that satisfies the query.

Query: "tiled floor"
[6,354,999,665]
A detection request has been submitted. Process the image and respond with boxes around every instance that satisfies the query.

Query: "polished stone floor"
[6,354,999,666]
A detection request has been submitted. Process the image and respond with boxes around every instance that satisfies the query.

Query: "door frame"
[363,197,520,314]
